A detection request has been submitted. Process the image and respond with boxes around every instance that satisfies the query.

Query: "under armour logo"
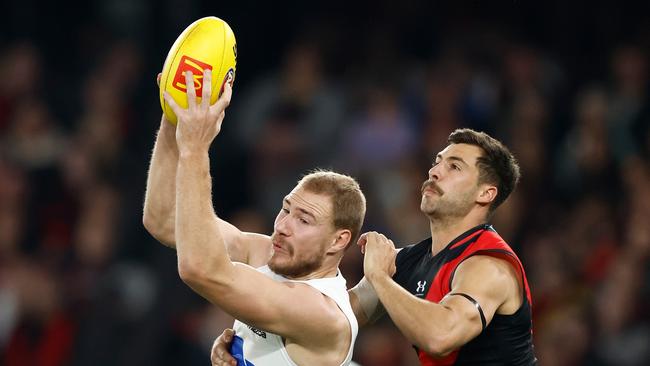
[416,280,427,293]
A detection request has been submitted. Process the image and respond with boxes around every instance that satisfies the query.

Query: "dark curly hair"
[448,129,521,213]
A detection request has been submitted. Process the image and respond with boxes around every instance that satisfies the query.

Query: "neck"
[428,212,487,256]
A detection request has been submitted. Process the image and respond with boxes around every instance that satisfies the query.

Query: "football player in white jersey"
[143,70,365,366]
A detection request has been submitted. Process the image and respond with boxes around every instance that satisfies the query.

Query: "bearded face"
[268,233,327,278]
[268,186,337,279]
[421,144,487,221]
[420,178,479,220]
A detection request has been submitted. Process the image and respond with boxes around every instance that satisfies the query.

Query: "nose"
[274,214,291,236]
[428,165,441,181]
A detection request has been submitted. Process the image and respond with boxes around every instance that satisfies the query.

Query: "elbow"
[142,211,156,234]
[421,334,456,358]
[177,257,232,292]
[142,212,174,246]
[177,258,202,286]
[142,210,162,235]
[177,256,214,289]
[142,209,159,235]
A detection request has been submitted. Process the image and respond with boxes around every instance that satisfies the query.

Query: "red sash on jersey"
[418,229,532,366]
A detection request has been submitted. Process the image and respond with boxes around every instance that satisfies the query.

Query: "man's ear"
[327,229,352,254]
[477,184,497,206]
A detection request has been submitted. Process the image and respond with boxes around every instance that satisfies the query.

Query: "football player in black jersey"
[356,128,536,365]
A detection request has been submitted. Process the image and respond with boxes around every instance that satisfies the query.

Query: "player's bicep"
[439,256,515,346]
[204,263,337,339]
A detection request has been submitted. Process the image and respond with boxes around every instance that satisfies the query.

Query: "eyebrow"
[283,198,317,220]
[435,154,470,167]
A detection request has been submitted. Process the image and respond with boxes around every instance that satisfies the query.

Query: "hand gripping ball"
[159,16,237,124]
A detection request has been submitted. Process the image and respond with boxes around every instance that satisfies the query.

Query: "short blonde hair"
[298,170,366,247]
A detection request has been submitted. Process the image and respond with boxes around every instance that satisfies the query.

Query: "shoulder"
[473,227,511,251]
[453,255,519,296]
[456,256,517,281]
[298,276,350,320]
[289,281,350,337]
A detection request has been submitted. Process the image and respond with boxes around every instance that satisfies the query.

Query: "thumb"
[224,328,235,341]
[217,73,233,109]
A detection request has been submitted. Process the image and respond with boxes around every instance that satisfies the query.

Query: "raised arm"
[143,75,269,265]
[142,111,179,247]
[362,232,521,357]
[168,69,343,343]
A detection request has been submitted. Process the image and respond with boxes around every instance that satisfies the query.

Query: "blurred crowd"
[1,4,649,366]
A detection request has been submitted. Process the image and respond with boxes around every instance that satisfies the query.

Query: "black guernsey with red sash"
[393,224,537,365]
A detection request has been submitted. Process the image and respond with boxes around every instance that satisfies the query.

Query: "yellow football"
[159,16,237,124]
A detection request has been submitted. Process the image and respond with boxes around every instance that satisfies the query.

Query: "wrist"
[366,269,390,285]
[159,117,174,132]
[159,119,178,144]
[178,148,209,161]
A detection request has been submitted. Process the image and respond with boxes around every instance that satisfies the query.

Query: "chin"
[268,256,298,276]
[268,255,288,272]
[268,261,289,276]
[420,201,436,215]
[269,254,324,278]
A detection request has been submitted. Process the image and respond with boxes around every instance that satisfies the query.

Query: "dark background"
[1,1,649,365]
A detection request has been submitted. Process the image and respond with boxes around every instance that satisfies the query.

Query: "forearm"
[368,274,456,356]
[349,277,385,327]
[143,117,245,252]
[175,151,233,285]
[143,117,179,247]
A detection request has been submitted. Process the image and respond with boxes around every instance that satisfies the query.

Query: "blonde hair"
[298,170,366,247]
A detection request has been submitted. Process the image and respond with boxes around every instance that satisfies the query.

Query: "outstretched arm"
[142,95,179,247]
[143,75,269,265]
[169,69,342,342]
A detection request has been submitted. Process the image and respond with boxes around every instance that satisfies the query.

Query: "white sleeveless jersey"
[232,265,358,366]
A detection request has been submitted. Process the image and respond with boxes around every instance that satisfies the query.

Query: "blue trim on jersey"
[230,335,256,366]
